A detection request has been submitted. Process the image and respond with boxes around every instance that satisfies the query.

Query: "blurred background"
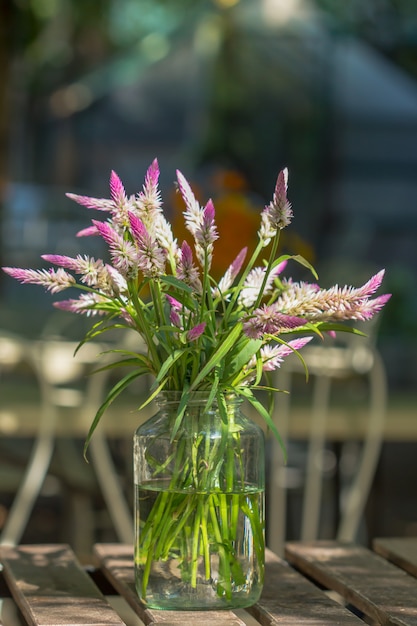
[1,0,417,553]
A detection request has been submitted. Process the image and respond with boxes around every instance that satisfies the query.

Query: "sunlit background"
[1,0,417,550]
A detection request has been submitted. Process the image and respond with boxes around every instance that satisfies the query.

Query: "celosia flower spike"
[275,273,391,323]
[214,247,248,297]
[269,168,292,229]
[93,219,138,277]
[128,212,166,277]
[354,269,385,298]
[169,308,182,328]
[238,261,287,308]
[166,294,182,327]
[177,240,202,293]
[3,267,75,293]
[41,254,126,295]
[260,336,313,371]
[65,192,114,212]
[41,254,105,286]
[76,224,100,238]
[176,170,203,236]
[243,307,306,339]
[128,212,148,243]
[53,293,109,316]
[187,322,206,342]
[141,159,162,210]
[68,171,132,230]
[259,168,292,245]
[352,293,392,320]
[166,295,182,310]
[194,199,218,269]
[110,170,128,208]
[247,336,313,374]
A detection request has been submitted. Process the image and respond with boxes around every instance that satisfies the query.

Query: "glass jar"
[133,391,265,610]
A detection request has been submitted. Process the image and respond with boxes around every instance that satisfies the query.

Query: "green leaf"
[237,387,287,464]
[316,322,366,336]
[83,369,142,459]
[216,389,229,425]
[228,339,262,378]
[75,315,119,354]
[137,380,168,412]
[254,352,263,386]
[100,349,151,365]
[275,253,318,279]
[170,386,190,441]
[92,361,149,377]
[189,323,243,390]
[159,275,194,294]
[204,368,221,413]
[156,348,189,383]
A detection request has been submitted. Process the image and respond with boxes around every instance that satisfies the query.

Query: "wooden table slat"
[285,540,417,626]
[93,544,245,626]
[94,544,365,626]
[373,537,417,578]
[0,544,126,626]
[248,549,364,625]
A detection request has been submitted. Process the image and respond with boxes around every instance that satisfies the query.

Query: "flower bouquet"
[3,161,390,609]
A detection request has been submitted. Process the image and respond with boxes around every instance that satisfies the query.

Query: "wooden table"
[1,539,417,626]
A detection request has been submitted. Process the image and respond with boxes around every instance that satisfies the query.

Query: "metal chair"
[0,331,133,548]
[267,325,388,555]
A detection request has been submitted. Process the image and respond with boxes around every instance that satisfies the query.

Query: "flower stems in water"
[137,486,264,602]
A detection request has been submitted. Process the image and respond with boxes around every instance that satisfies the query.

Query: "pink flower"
[135,158,162,216]
[41,254,108,288]
[177,241,202,293]
[166,294,183,327]
[259,337,313,371]
[275,272,391,323]
[239,261,287,308]
[214,247,248,297]
[3,267,75,293]
[93,220,138,277]
[176,170,202,236]
[187,322,206,342]
[243,306,306,339]
[194,199,218,269]
[110,170,128,208]
[76,224,100,237]
[166,295,182,310]
[53,293,109,316]
[128,212,166,277]
[259,168,292,245]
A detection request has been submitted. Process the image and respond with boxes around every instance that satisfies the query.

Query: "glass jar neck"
[155,390,243,413]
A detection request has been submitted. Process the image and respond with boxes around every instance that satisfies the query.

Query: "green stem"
[230,493,240,539]
[191,497,203,587]
[252,231,281,310]
[161,494,196,557]
[201,498,211,580]
[222,238,265,328]
[129,284,161,369]
[140,490,170,598]
[209,493,232,600]
[240,494,265,573]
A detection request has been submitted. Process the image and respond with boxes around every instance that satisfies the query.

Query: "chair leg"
[337,352,387,541]
[268,369,291,556]
[89,432,133,544]
[301,374,331,541]
[82,368,134,544]
[0,348,56,546]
